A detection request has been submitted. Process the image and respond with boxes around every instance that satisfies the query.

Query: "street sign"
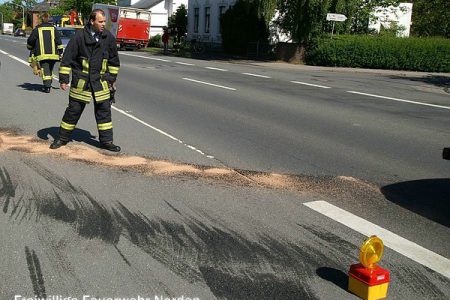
[326,13,347,22]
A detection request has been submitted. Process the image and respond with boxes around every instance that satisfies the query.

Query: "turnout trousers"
[39,60,56,88]
[58,95,113,144]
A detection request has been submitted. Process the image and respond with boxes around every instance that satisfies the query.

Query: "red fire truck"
[93,3,151,50]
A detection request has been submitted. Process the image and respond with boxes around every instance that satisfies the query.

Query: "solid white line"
[176,61,195,66]
[0,49,28,66]
[119,52,171,62]
[205,67,228,72]
[347,91,450,110]
[291,81,331,89]
[303,200,450,279]
[111,105,214,159]
[182,77,236,91]
[242,72,271,79]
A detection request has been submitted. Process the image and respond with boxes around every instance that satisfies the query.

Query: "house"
[118,0,188,37]
[187,0,234,44]
[30,0,59,28]
[186,0,290,45]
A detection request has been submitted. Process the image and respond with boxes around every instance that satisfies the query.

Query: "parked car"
[14,28,26,37]
[56,27,76,52]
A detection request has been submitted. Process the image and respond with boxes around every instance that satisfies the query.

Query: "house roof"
[31,1,59,12]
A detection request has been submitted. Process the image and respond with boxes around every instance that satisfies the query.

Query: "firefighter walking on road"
[27,13,63,93]
[50,9,121,152]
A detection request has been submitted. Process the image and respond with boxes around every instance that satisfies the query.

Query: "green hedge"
[306,35,450,72]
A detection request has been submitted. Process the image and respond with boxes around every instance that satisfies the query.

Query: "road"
[0,35,449,300]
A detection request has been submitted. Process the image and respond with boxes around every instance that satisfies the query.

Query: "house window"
[194,8,199,33]
[219,5,226,18]
[219,5,227,28]
[204,7,210,33]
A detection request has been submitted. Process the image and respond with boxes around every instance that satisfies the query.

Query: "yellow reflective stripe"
[108,66,119,74]
[82,59,89,74]
[77,79,86,90]
[38,28,45,56]
[100,59,107,74]
[70,88,91,97]
[95,94,111,102]
[36,54,59,61]
[42,75,53,80]
[50,27,55,55]
[61,121,76,130]
[69,92,91,102]
[100,80,109,91]
[57,44,64,49]
[28,56,33,63]
[59,66,71,74]
[97,122,113,130]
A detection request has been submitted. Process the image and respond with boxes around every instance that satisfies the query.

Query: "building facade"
[187,0,234,43]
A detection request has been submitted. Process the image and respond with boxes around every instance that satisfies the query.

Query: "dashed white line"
[205,67,228,72]
[176,61,195,66]
[242,72,271,79]
[183,77,236,91]
[291,81,331,89]
[119,52,171,62]
[347,91,450,110]
[304,200,450,279]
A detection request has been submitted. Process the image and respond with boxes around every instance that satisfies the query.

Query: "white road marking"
[183,77,236,91]
[111,105,214,159]
[347,91,450,110]
[0,48,213,159]
[176,61,195,66]
[291,81,331,89]
[119,52,171,62]
[304,200,450,279]
[205,67,228,72]
[242,72,271,79]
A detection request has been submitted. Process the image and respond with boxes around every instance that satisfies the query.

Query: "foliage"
[275,0,402,43]
[411,0,450,38]
[0,5,15,24]
[148,34,162,47]
[306,35,450,72]
[168,4,187,42]
[220,0,270,55]
[55,0,116,22]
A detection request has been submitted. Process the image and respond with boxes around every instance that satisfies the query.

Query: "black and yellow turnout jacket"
[59,24,120,103]
[27,22,63,61]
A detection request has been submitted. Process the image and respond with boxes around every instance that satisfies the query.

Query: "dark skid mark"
[24,159,79,194]
[164,200,183,216]
[0,167,16,198]
[25,246,47,298]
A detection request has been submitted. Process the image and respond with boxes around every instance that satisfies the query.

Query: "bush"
[148,34,162,47]
[306,35,450,72]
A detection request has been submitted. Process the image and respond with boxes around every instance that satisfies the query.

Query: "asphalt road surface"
[0,35,449,300]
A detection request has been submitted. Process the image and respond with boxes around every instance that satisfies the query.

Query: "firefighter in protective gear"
[27,13,63,93]
[50,9,121,152]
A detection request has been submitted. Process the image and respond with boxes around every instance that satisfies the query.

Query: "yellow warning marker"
[348,236,390,300]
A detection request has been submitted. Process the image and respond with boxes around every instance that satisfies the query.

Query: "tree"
[220,0,270,54]
[411,0,450,38]
[168,4,187,42]
[275,0,402,43]
[55,0,116,22]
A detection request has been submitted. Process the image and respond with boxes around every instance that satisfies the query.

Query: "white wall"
[119,0,188,37]
[187,0,234,43]
[187,0,290,44]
